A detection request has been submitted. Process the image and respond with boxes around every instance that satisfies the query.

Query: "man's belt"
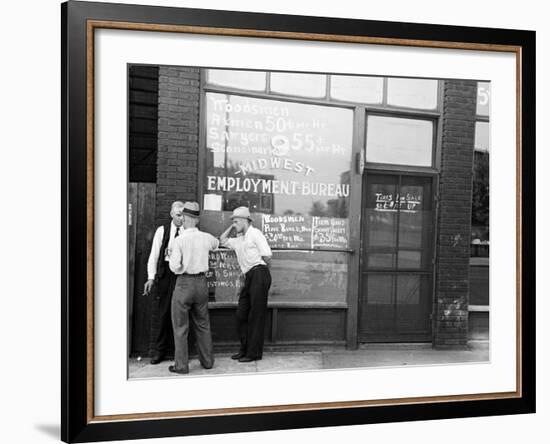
[246,264,268,275]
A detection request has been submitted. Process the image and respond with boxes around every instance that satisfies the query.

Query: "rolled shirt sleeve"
[146,226,164,280]
[221,237,237,250]
[209,234,220,251]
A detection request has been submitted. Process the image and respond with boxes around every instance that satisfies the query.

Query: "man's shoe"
[231,352,245,360]
[150,355,164,365]
[168,365,189,374]
[238,356,262,363]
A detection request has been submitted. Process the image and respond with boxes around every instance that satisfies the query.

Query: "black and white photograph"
[2,0,546,442]
[127,66,491,379]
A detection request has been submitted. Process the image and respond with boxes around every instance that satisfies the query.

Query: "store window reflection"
[204,92,353,217]
[366,116,434,166]
[270,72,327,98]
[475,121,490,153]
[207,69,266,91]
[471,82,490,253]
[330,75,383,104]
[387,78,438,110]
[476,82,490,116]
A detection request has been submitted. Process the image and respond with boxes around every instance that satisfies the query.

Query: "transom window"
[205,69,439,111]
[366,116,434,167]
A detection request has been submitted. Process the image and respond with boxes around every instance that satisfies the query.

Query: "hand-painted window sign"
[205,92,353,217]
[374,192,423,212]
[262,214,349,250]
[235,157,315,177]
[207,175,350,198]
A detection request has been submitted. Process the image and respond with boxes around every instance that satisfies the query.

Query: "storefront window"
[472,80,490,250]
[387,78,438,110]
[207,69,266,91]
[205,92,353,216]
[475,121,490,152]
[330,75,383,104]
[204,92,353,304]
[472,150,489,246]
[476,82,491,116]
[270,72,327,98]
[366,116,434,166]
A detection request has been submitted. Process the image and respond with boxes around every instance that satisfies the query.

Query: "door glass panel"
[368,253,395,268]
[398,177,432,269]
[396,275,432,333]
[365,176,398,250]
[367,212,397,248]
[397,251,422,268]
[362,274,395,335]
[396,275,420,305]
[366,274,393,305]
[398,212,423,248]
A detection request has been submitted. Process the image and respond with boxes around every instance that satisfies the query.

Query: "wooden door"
[359,173,434,342]
[128,182,157,355]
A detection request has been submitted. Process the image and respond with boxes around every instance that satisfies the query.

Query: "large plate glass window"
[203,92,353,304]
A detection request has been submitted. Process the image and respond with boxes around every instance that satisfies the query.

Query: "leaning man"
[168,201,218,374]
[220,207,272,363]
[143,201,185,365]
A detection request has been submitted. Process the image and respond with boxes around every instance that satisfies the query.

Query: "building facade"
[128,65,489,355]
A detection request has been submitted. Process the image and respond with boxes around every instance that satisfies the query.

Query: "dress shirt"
[146,222,181,280]
[169,228,219,275]
[222,226,272,274]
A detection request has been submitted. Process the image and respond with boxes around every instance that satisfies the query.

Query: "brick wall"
[149,66,201,356]
[155,66,201,226]
[435,80,477,349]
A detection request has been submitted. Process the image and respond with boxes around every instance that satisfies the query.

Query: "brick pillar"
[155,66,201,226]
[149,66,201,356]
[435,80,477,349]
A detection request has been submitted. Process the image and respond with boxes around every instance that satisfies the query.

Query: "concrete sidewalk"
[129,341,489,379]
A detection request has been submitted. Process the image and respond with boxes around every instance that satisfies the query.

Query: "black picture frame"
[61,1,536,442]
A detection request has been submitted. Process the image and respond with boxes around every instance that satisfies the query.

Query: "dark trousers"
[171,274,214,371]
[151,269,177,357]
[236,265,272,359]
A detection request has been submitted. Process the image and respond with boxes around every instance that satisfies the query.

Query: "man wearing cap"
[168,201,219,374]
[220,207,272,363]
[143,200,185,365]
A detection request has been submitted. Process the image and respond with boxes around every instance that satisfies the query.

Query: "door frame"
[357,168,440,343]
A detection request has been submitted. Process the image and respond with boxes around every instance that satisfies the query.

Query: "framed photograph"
[61,1,535,442]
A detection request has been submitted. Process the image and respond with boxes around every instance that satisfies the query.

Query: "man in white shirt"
[220,207,272,363]
[168,201,219,374]
[143,201,185,365]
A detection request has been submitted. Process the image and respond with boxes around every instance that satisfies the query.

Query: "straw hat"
[182,201,200,218]
[230,206,252,221]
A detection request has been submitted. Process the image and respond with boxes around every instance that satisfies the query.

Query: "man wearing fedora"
[143,200,185,365]
[168,201,218,374]
[220,207,272,363]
